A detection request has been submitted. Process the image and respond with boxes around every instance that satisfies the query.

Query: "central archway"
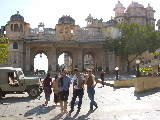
[33,50,48,74]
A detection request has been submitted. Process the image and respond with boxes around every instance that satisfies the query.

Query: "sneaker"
[95,105,98,109]
[90,107,93,110]
[69,109,74,113]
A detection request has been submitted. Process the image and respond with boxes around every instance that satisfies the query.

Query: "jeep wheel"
[28,87,39,98]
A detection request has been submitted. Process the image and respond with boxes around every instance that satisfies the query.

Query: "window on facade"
[13,42,18,49]
[14,24,19,32]
[10,24,13,31]
[65,27,69,33]
[59,28,63,33]
[14,60,16,64]
[20,24,23,32]
[39,27,44,32]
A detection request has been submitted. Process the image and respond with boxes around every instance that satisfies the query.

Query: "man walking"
[69,68,85,113]
[100,70,105,87]
[85,69,98,110]
[57,69,71,114]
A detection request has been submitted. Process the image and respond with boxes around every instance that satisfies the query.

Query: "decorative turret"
[113,1,125,17]
[58,15,75,25]
[113,1,125,23]
[10,11,24,22]
[85,14,94,25]
[146,3,156,25]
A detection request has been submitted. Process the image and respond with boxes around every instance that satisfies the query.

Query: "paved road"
[0,74,160,120]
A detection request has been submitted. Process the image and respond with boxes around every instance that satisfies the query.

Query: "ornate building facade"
[0,1,159,73]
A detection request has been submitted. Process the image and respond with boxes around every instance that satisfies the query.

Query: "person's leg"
[63,90,69,113]
[87,87,93,109]
[54,93,58,104]
[77,89,84,112]
[70,90,78,112]
[44,87,47,104]
[91,88,98,108]
[60,91,64,113]
[46,87,50,101]
[87,87,97,109]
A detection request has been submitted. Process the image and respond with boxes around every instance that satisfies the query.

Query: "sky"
[1,0,160,71]
[1,0,160,29]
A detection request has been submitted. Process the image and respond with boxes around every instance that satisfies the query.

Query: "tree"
[105,22,160,72]
[0,35,10,64]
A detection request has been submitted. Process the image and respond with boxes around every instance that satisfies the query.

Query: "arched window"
[20,24,23,32]
[13,42,18,49]
[10,24,13,31]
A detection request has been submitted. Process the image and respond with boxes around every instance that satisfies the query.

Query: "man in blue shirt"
[57,69,71,114]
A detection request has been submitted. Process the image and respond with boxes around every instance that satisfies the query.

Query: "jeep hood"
[23,77,41,84]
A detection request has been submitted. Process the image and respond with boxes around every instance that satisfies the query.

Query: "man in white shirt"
[69,68,85,113]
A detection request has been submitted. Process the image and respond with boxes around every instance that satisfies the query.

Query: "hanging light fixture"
[40,53,42,58]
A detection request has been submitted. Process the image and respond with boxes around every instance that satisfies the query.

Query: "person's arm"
[56,75,63,82]
[72,75,77,91]
[94,77,99,87]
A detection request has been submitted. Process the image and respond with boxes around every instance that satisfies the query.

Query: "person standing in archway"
[85,69,99,110]
[69,68,85,113]
[42,73,53,105]
[100,70,105,87]
[52,75,60,105]
[57,69,71,114]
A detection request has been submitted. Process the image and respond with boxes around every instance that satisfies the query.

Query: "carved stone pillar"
[52,48,57,72]
[101,49,106,71]
[108,52,115,73]
[26,43,30,71]
[78,47,83,71]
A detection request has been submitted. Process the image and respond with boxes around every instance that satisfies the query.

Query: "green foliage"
[97,67,102,71]
[0,35,10,64]
[151,52,160,55]
[105,22,160,72]
[113,22,148,57]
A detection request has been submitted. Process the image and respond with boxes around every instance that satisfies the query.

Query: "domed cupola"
[10,11,24,22]
[146,3,153,11]
[58,15,75,25]
[115,0,124,8]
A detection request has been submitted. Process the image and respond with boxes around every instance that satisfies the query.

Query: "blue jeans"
[87,87,97,108]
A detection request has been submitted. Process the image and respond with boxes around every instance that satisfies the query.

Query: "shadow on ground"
[134,88,160,100]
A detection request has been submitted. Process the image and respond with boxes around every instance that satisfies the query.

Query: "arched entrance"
[34,53,48,74]
[57,51,73,73]
[32,50,48,74]
[83,51,96,73]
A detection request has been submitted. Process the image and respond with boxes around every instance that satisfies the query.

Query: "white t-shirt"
[72,74,84,89]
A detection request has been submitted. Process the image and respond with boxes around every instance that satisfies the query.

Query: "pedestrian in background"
[85,69,98,110]
[52,75,60,105]
[100,70,105,87]
[57,69,71,114]
[69,68,85,113]
[42,73,53,105]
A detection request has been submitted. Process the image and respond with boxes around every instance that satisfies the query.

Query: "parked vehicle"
[0,67,43,98]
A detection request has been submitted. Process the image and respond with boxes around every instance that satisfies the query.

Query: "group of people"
[42,68,101,114]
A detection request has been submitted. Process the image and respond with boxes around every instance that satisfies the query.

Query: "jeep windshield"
[17,70,25,79]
